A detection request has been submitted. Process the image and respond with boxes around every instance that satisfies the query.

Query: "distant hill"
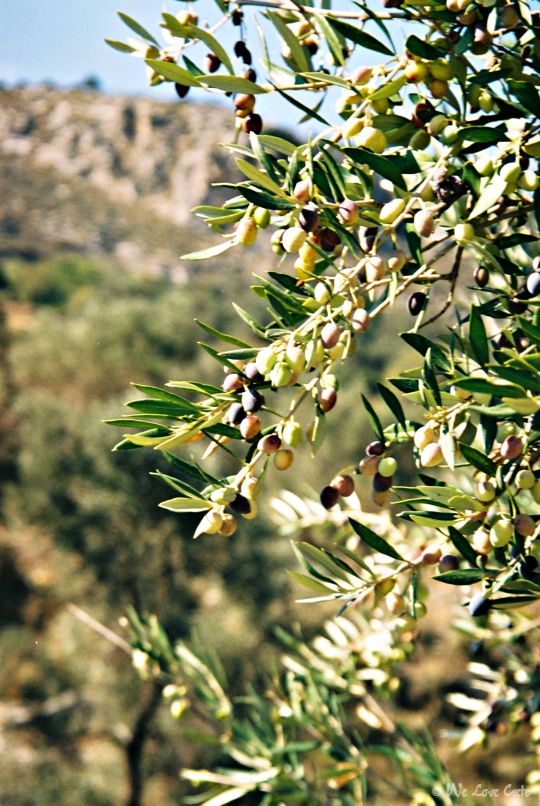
[0,85,250,280]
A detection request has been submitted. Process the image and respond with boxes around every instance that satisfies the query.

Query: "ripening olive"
[242,388,264,413]
[526,273,540,298]
[274,448,294,471]
[318,388,337,412]
[227,402,246,424]
[420,442,443,467]
[408,291,427,316]
[333,474,355,497]
[293,178,312,203]
[255,346,278,376]
[205,52,221,73]
[259,433,282,454]
[282,226,307,253]
[230,493,252,514]
[469,593,491,618]
[223,373,244,393]
[489,519,513,547]
[219,514,237,536]
[500,435,523,460]
[320,322,341,349]
[351,308,371,333]
[338,199,359,226]
[438,554,460,572]
[476,481,496,502]
[244,362,263,383]
[414,424,437,450]
[200,510,224,535]
[358,126,387,153]
[242,114,263,134]
[236,217,257,247]
[174,82,190,99]
[320,485,340,509]
[358,455,380,476]
[282,420,302,447]
[380,198,406,225]
[414,208,435,237]
[378,457,397,477]
[474,266,489,287]
[240,414,261,440]
[373,472,393,492]
[516,469,535,490]
[514,514,535,537]
[298,204,319,232]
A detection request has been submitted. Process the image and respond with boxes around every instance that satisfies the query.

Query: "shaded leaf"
[349,519,403,561]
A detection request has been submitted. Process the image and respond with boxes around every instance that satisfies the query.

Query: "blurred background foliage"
[0,240,403,803]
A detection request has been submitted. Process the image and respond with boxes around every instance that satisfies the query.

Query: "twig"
[67,602,132,654]
[419,244,463,328]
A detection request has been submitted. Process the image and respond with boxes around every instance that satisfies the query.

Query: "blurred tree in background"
[0,253,393,803]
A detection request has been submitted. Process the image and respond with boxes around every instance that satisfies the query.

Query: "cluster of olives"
[320,473,355,509]
[404,55,454,99]
[282,19,320,62]
[357,441,399,506]
[233,92,263,135]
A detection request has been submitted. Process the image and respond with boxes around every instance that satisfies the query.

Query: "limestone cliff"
[0,85,243,279]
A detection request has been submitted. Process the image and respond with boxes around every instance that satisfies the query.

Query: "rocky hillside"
[0,85,245,280]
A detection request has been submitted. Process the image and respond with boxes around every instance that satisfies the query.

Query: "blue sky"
[2,1,206,97]
[1,1,400,132]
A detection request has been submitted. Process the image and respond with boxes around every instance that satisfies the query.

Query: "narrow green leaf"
[343,148,406,190]
[448,526,478,567]
[433,568,493,585]
[194,319,252,349]
[235,158,283,195]
[349,519,403,561]
[145,59,201,87]
[468,174,507,219]
[118,12,159,45]
[257,134,297,157]
[327,17,393,55]
[452,378,523,398]
[267,12,310,72]
[199,75,267,94]
[131,384,201,410]
[423,349,442,406]
[161,14,234,73]
[493,365,540,395]
[272,87,329,126]
[128,399,200,417]
[405,34,444,60]
[314,13,346,66]
[368,75,407,101]
[231,304,266,338]
[459,125,506,143]
[439,430,456,471]
[159,497,212,513]
[289,570,335,593]
[105,39,136,54]
[361,394,384,442]
[405,512,458,527]
[459,443,497,476]
[469,306,489,365]
[181,240,235,261]
[300,71,352,90]
[377,383,406,428]
[236,185,295,210]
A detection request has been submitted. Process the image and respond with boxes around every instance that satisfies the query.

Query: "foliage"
[108,0,540,800]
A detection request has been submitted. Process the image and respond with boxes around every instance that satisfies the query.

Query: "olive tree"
[108,0,540,802]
